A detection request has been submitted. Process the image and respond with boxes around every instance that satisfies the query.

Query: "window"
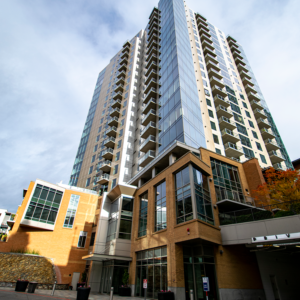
[89,232,95,246]
[243,147,255,159]
[121,119,125,126]
[208,110,214,118]
[234,78,239,84]
[100,118,104,124]
[242,102,248,109]
[239,135,252,148]
[88,166,93,174]
[204,89,210,96]
[63,194,80,229]
[256,142,262,151]
[236,124,248,136]
[93,145,98,152]
[111,178,117,189]
[210,121,216,130]
[202,80,208,87]
[123,100,127,107]
[91,155,96,163]
[119,197,134,240]
[240,94,245,100]
[101,110,105,116]
[201,71,206,78]
[125,92,128,98]
[155,181,167,231]
[200,63,204,70]
[249,120,254,128]
[77,231,87,248]
[175,167,192,224]
[233,113,244,124]
[117,140,122,148]
[252,131,258,139]
[122,109,126,117]
[24,183,63,225]
[230,103,241,114]
[245,111,251,118]
[98,126,102,133]
[115,152,120,161]
[96,135,100,142]
[85,178,91,187]
[113,165,119,175]
[206,99,211,107]
[213,134,219,144]
[104,102,107,108]
[260,154,267,164]
[138,192,148,237]
[215,148,221,154]
[119,129,123,137]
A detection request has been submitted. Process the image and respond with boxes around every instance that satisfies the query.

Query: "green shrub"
[236,214,253,223]
[10,248,40,255]
[253,210,273,221]
[273,210,294,218]
[291,203,300,214]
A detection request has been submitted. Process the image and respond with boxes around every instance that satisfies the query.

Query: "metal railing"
[219,200,300,226]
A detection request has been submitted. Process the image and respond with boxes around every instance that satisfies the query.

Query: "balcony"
[264,139,280,151]
[210,76,225,88]
[195,13,207,22]
[145,70,159,85]
[105,126,117,138]
[113,91,123,101]
[123,40,131,48]
[257,118,271,129]
[146,46,161,57]
[208,68,222,80]
[111,99,122,109]
[149,22,160,36]
[200,33,212,44]
[146,53,160,65]
[118,63,127,73]
[244,84,256,94]
[102,148,114,160]
[228,39,238,48]
[116,71,126,79]
[197,16,208,26]
[142,109,157,126]
[247,91,260,102]
[268,150,285,163]
[143,88,159,105]
[145,61,159,77]
[121,46,130,54]
[273,163,286,171]
[234,57,246,66]
[230,44,241,54]
[218,116,237,131]
[108,116,119,127]
[206,60,221,72]
[104,137,116,148]
[224,142,243,158]
[199,28,211,38]
[198,21,209,32]
[204,53,218,65]
[145,78,160,94]
[253,108,267,119]
[232,51,243,60]
[119,56,128,66]
[212,86,227,98]
[147,39,159,51]
[260,128,276,139]
[202,39,214,50]
[203,46,217,57]
[97,174,110,185]
[142,99,158,115]
[240,71,251,80]
[141,121,157,139]
[241,77,254,87]
[237,63,248,73]
[214,94,230,108]
[148,33,161,45]
[216,105,233,118]
[140,135,157,153]
[250,100,264,110]
[221,129,240,144]
[120,51,129,60]
[116,76,125,86]
[99,160,112,173]
[110,108,120,118]
[114,84,124,93]
[139,150,156,167]
[149,8,160,21]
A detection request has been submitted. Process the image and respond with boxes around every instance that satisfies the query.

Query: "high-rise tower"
[69,0,291,192]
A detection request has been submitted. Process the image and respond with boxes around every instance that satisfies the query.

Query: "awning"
[216,199,264,212]
[82,253,132,262]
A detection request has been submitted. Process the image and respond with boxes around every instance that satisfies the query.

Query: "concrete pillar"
[138,178,143,188]
[169,153,176,165]
[152,167,157,178]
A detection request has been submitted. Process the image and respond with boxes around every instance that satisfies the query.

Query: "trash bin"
[15,280,29,292]
[27,282,38,293]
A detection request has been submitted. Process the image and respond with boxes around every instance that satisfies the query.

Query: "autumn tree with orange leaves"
[252,167,300,206]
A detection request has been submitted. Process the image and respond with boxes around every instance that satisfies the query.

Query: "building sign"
[203,277,210,292]
[143,279,147,289]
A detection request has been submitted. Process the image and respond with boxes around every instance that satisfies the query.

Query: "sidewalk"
[0,287,147,300]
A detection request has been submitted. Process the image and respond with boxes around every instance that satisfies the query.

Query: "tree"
[252,167,300,206]
[122,269,129,287]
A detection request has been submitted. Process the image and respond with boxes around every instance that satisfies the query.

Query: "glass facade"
[135,246,167,299]
[138,192,148,237]
[155,181,167,231]
[119,196,133,240]
[25,184,63,225]
[63,194,80,228]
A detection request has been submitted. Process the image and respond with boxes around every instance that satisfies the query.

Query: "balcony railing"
[139,150,156,166]
[219,200,300,226]
[104,137,116,146]
[141,121,157,137]
[140,135,156,151]
[142,109,157,124]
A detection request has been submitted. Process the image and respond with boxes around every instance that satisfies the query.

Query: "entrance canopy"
[82,253,132,262]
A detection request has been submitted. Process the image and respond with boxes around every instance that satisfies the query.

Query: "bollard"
[51,281,57,296]
[190,289,194,300]
[109,286,114,300]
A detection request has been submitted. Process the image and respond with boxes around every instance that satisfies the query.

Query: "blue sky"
[0,0,299,212]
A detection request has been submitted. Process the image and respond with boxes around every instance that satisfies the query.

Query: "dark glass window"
[155,181,167,231]
[138,192,148,237]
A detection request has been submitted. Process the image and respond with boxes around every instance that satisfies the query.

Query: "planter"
[15,280,29,292]
[158,292,175,300]
[76,283,86,291]
[119,286,131,296]
[76,287,91,300]
[27,282,38,293]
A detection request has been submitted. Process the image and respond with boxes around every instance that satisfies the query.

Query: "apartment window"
[91,155,96,163]
[252,131,258,139]
[200,63,204,70]
[117,140,122,148]
[175,167,193,224]
[237,86,242,92]
[201,71,206,78]
[242,102,248,109]
[233,113,244,124]
[213,134,219,144]
[230,64,235,70]
[88,166,93,174]
[245,111,251,118]
[89,232,95,246]
[249,120,255,128]
[256,142,262,151]
[96,135,100,142]
[119,197,134,240]
[123,100,127,107]
[195,42,200,48]
[260,154,267,164]
[203,80,208,87]
[105,95,109,101]
[206,99,211,107]
[236,124,248,136]
[121,119,125,126]
[215,148,221,154]
[93,145,98,152]
[77,231,87,248]
[113,165,119,175]
[125,92,128,98]
[234,78,239,84]
[240,94,245,100]
[63,194,80,229]
[208,110,214,118]
[122,109,126,117]
[155,181,167,231]
[210,121,216,130]
[101,110,105,116]
[232,71,237,77]
[239,135,252,148]
[138,192,148,237]
[230,103,241,114]
[115,152,120,161]
[86,178,91,187]
[104,102,107,108]
[119,129,123,137]
[111,178,117,189]
[98,127,102,133]
[100,118,104,124]
[243,147,255,159]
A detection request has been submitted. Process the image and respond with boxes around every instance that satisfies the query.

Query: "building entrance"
[183,245,219,300]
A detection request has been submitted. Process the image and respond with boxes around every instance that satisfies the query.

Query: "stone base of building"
[0,282,69,290]
[219,288,266,300]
